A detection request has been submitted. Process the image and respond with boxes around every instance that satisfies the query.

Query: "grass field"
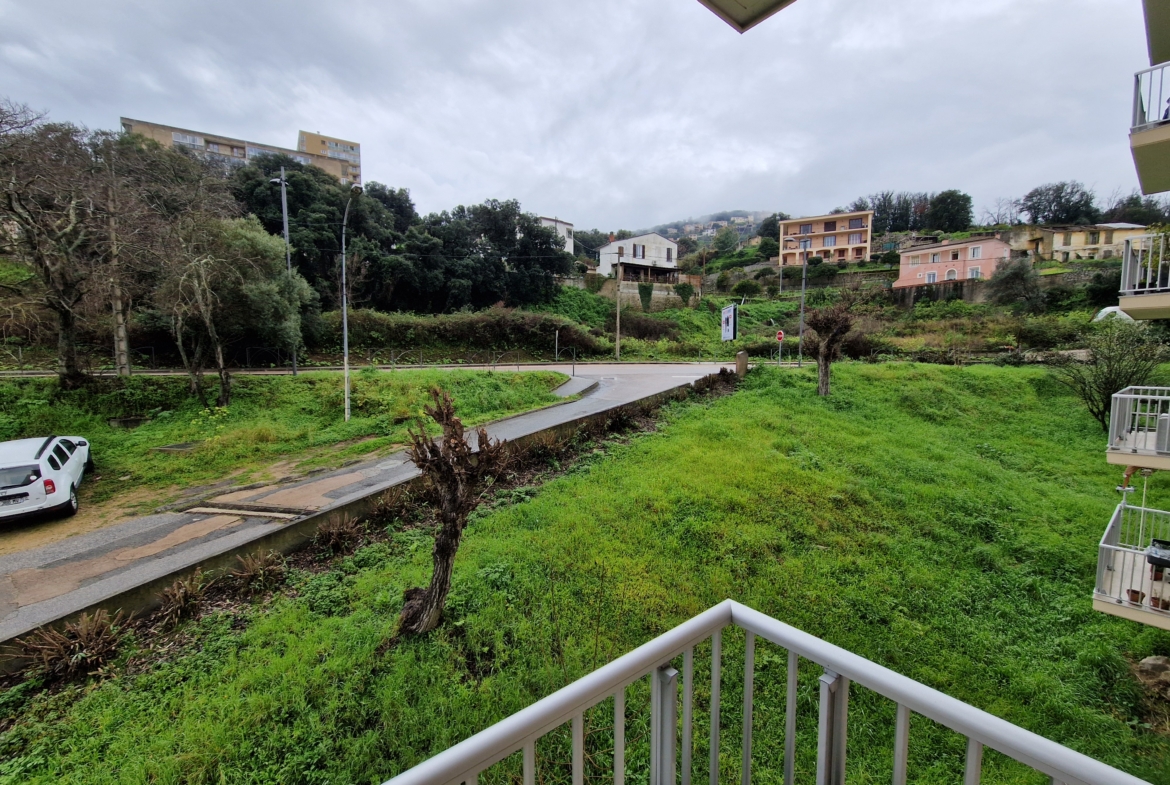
[2,363,1169,784]
[0,369,567,506]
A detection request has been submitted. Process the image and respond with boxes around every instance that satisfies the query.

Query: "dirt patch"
[0,485,169,557]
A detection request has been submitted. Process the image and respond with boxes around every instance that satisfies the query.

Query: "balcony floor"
[1095,545,1170,631]
[1106,431,1170,470]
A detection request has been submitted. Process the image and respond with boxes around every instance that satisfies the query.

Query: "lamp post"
[269,167,297,376]
[783,235,810,368]
[615,246,624,361]
[341,183,362,422]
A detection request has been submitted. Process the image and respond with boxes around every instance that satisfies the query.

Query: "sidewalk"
[0,364,727,644]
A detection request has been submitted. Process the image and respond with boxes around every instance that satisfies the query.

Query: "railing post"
[615,688,625,785]
[964,738,983,785]
[832,675,849,785]
[683,648,694,785]
[892,704,910,785]
[741,631,754,785]
[573,712,584,785]
[784,651,797,785]
[652,665,680,785]
[710,630,722,785]
[816,670,840,785]
[524,740,536,785]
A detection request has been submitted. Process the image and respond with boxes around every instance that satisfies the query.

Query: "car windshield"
[0,465,41,490]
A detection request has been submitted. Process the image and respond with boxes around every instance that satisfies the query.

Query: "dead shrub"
[232,550,287,593]
[18,609,125,679]
[158,569,210,628]
[314,515,365,556]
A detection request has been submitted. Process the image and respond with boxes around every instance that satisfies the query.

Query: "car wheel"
[62,485,79,517]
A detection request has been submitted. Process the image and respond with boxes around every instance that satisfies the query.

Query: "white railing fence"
[1097,501,1170,613]
[1108,387,1170,457]
[1133,63,1170,131]
[1120,234,1170,296]
[381,601,1148,785]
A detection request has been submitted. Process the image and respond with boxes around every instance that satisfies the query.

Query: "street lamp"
[782,235,811,368]
[269,167,297,376]
[341,183,362,422]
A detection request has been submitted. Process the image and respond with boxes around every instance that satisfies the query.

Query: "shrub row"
[316,308,606,355]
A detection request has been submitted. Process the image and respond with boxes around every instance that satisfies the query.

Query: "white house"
[539,217,574,255]
[597,233,679,282]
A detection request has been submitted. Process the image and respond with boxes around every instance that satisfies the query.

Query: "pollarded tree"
[397,388,510,636]
[805,299,855,396]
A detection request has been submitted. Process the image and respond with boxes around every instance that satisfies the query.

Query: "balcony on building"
[1095,498,1170,631]
[1107,386,1170,469]
[1118,233,1170,319]
[1131,60,1170,195]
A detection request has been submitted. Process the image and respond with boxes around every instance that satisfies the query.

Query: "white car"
[0,436,92,520]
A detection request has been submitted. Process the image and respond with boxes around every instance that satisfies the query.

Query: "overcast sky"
[0,0,1150,230]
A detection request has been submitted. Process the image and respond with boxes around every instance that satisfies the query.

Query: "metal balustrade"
[1133,62,1170,131]
[1120,234,1170,296]
[1108,387,1170,459]
[1096,500,1170,618]
[381,600,1147,785]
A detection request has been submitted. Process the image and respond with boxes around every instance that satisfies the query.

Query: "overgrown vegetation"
[2,364,1168,783]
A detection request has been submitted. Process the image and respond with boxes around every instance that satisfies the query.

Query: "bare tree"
[397,388,509,636]
[1049,320,1166,431]
[805,299,855,396]
[0,122,102,388]
[982,197,1021,227]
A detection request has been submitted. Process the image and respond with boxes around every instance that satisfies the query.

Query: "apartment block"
[779,210,873,266]
[119,118,361,185]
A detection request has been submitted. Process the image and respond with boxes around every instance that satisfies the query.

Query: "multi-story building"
[119,118,361,185]
[597,233,679,282]
[539,217,575,255]
[893,236,1010,289]
[779,210,873,266]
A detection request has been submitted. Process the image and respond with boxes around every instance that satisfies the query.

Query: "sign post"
[776,330,785,366]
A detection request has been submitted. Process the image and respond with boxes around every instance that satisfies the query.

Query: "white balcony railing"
[1096,500,1170,619]
[1119,234,1169,296]
[1133,62,1170,131]
[382,600,1148,785]
[1108,386,1170,460]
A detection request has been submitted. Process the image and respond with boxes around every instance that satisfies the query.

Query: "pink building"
[893,236,1012,289]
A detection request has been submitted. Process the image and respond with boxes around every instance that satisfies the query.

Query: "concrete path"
[0,363,729,643]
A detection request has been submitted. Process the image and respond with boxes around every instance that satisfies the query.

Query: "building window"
[800,224,813,235]
[1062,232,1072,246]
[968,267,981,280]
[926,272,937,283]
[172,131,203,148]
[799,239,812,250]
[848,233,863,245]
[1105,230,1114,244]
[666,248,672,263]
[909,255,921,265]
[823,220,837,232]
[950,250,960,261]
[969,246,982,259]
[1088,231,1100,244]
[837,249,846,259]
[848,217,864,229]
[824,236,837,247]
[930,253,940,263]
[946,269,958,281]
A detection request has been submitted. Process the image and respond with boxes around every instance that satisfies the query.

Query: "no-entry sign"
[776,330,785,342]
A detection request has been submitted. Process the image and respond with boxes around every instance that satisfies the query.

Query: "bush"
[319,308,605,355]
[1086,269,1122,308]
[836,260,848,270]
[716,272,731,292]
[758,237,779,259]
[18,610,125,679]
[808,256,824,267]
[609,311,680,341]
[673,282,695,306]
[808,265,839,280]
[1015,316,1086,351]
[638,282,654,313]
[732,280,762,298]
[535,287,612,329]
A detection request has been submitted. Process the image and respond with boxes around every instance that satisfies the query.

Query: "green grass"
[3,364,1169,784]
[531,287,613,330]
[0,370,567,505]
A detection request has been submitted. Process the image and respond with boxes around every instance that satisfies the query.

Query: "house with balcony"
[893,236,1010,289]
[779,210,873,267]
[597,233,679,282]
[1130,1,1170,194]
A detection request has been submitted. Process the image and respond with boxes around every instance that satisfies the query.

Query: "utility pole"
[797,251,808,368]
[341,184,362,421]
[271,167,297,376]
[107,183,131,377]
[615,246,624,361]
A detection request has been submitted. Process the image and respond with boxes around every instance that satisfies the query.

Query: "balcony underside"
[1094,595,1170,631]
[1131,124,1170,195]
[1146,0,1170,66]
[1119,291,1170,319]
[1106,448,1170,471]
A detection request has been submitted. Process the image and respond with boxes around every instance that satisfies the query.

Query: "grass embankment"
[0,369,567,506]
[3,364,1170,784]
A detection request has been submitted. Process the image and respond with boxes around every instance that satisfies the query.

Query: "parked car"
[0,436,92,520]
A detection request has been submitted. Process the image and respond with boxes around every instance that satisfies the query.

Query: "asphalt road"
[0,363,732,643]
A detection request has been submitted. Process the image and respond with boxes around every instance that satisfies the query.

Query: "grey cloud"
[0,0,1149,229]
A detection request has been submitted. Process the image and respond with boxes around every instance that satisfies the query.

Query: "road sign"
[776,330,785,342]
[721,304,738,342]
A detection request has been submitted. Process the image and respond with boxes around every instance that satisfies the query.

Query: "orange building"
[779,210,873,266]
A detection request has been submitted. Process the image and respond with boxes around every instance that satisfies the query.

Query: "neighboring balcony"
[1118,234,1170,319]
[1107,387,1170,469]
[1131,62,1170,194]
[1095,500,1170,631]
